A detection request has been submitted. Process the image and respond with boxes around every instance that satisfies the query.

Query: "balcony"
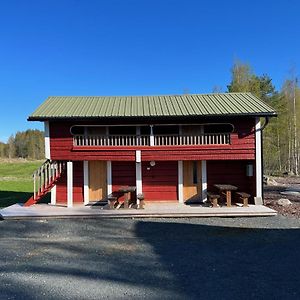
[73,133,231,147]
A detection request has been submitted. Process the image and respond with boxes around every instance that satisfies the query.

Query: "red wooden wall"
[142,161,178,201]
[112,162,136,202]
[49,118,256,161]
[207,160,256,202]
[56,161,84,204]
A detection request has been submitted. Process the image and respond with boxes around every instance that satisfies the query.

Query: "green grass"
[0,160,44,208]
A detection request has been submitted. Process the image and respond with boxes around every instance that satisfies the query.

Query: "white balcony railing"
[73,133,231,147]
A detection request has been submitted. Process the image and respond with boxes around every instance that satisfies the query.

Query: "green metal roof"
[28,93,277,120]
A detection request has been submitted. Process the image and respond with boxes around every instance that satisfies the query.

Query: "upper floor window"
[203,123,234,134]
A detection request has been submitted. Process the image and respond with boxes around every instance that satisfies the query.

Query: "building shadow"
[134,220,300,299]
[0,191,50,208]
[0,219,299,299]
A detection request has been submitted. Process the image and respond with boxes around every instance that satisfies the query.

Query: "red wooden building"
[25,93,276,208]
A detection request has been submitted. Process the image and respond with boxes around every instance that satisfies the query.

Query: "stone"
[277,198,292,206]
[263,176,278,186]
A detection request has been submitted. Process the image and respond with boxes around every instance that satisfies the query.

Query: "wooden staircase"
[24,160,66,207]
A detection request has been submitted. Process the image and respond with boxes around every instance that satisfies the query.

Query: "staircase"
[24,160,66,207]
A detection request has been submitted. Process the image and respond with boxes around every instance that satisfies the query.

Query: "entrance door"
[183,161,202,201]
[89,161,107,201]
[142,161,178,201]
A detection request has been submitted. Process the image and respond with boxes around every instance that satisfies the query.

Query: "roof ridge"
[46,92,253,99]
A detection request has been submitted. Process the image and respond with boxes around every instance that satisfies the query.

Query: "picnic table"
[118,186,136,208]
[214,184,238,207]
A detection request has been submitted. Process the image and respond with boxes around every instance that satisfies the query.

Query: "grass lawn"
[0,159,44,208]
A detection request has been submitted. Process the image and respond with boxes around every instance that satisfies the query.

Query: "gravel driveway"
[1,216,300,300]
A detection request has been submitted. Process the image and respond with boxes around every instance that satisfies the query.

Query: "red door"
[142,161,178,201]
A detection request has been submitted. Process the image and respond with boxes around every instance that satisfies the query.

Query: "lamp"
[150,161,156,167]
[246,164,253,177]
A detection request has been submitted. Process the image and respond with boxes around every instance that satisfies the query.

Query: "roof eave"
[27,112,277,122]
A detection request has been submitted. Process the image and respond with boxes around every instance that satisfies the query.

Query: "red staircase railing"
[24,160,66,207]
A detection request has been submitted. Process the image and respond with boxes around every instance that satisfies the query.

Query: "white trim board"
[67,161,73,208]
[107,161,112,195]
[50,185,56,205]
[201,161,207,202]
[178,161,183,203]
[44,121,51,159]
[255,118,263,204]
[83,161,89,205]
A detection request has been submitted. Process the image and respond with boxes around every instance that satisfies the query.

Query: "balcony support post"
[107,161,112,195]
[83,161,89,205]
[67,161,73,208]
[150,125,154,146]
[178,161,183,203]
[201,160,207,202]
[136,150,142,207]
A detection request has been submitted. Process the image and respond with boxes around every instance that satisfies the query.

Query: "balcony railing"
[73,133,231,147]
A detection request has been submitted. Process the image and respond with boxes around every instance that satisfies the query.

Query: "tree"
[0,130,45,160]
[7,135,16,159]
[226,60,289,175]
[227,60,275,101]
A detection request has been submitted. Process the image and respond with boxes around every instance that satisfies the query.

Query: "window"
[70,126,84,135]
[109,126,136,135]
[203,123,234,134]
[154,125,179,135]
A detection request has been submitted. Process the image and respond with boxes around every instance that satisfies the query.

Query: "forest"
[226,61,299,176]
[0,129,44,160]
[0,61,298,174]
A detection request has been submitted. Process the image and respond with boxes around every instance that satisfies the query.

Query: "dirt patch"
[264,176,300,218]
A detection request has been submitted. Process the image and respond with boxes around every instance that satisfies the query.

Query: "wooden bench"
[137,193,145,209]
[207,192,220,208]
[236,192,250,207]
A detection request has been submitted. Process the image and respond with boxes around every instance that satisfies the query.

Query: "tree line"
[0,130,44,160]
[225,61,299,175]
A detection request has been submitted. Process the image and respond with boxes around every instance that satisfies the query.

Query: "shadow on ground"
[0,219,299,299]
[0,191,32,207]
[0,191,50,208]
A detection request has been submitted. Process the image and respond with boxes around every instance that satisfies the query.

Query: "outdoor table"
[214,184,238,207]
[118,186,136,208]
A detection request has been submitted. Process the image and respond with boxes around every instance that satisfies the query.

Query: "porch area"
[0,202,277,219]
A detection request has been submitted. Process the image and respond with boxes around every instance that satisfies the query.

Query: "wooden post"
[226,190,231,207]
[83,161,89,205]
[255,117,263,204]
[67,161,73,208]
[201,161,207,202]
[33,172,36,200]
[178,161,183,203]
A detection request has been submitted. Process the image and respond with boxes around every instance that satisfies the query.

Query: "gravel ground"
[1,216,300,300]
[264,176,300,218]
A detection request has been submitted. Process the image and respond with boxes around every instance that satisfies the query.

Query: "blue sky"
[0,0,299,142]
